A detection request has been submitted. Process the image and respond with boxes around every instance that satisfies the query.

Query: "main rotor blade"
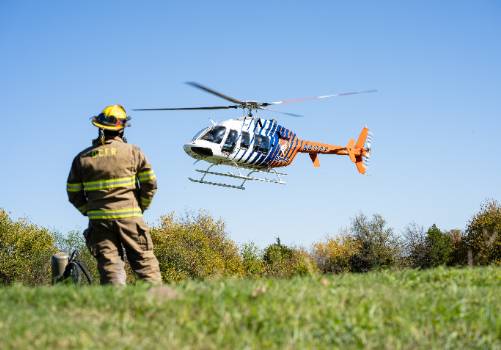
[133,105,239,111]
[186,81,244,105]
[267,89,378,106]
[259,107,304,118]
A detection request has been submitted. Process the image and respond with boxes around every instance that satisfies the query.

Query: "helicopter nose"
[184,144,213,157]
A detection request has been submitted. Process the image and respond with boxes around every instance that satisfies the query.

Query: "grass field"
[0,267,499,349]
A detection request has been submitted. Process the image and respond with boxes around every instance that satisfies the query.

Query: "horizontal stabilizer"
[309,153,320,168]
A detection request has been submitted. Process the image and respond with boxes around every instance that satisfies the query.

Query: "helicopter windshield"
[201,126,226,144]
[192,128,209,141]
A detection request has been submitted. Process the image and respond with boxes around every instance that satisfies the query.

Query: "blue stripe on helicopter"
[239,118,260,163]
[263,122,280,166]
[231,118,254,162]
[265,132,283,165]
[255,122,280,166]
[246,119,272,165]
[253,121,275,166]
[244,119,267,164]
[268,125,289,163]
[250,120,276,165]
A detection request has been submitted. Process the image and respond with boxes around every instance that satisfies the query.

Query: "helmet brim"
[91,120,125,131]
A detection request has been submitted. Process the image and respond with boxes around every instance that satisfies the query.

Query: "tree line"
[0,200,499,285]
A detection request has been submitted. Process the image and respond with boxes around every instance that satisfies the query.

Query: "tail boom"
[299,126,372,174]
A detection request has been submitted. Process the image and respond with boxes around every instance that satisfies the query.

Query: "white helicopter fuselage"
[183,116,300,170]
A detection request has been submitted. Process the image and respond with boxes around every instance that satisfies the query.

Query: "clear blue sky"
[1,1,500,247]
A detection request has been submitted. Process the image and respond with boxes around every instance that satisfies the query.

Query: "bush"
[448,229,467,266]
[312,235,361,273]
[404,224,459,268]
[349,214,402,272]
[241,242,265,277]
[403,223,427,268]
[0,209,57,285]
[263,238,317,277]
[424,224,453,267]
[464,200,501,265]
[150,211,244,282]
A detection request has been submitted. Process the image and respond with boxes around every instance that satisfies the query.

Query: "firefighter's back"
[66,104,162,285]
[78,137,143,218]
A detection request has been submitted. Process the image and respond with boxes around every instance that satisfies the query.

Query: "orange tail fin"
[347,126,372,174]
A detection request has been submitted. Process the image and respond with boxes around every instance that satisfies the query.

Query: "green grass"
[0,267,499,349]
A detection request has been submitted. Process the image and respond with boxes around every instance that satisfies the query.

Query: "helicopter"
[134,82,375,190]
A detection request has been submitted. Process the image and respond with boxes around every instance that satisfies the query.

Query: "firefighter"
[66,104,162,285]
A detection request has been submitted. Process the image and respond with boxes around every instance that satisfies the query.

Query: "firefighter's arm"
[66,157,88,216]
[136,148,157,211]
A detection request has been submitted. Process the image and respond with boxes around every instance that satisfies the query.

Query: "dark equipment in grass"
[51,250,93,285]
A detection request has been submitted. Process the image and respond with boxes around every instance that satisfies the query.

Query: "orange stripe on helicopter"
[270,126,370,174]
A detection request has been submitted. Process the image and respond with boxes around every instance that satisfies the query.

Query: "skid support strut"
[188,163,286,190]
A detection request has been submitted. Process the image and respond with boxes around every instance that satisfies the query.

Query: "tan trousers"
[84,217,162,285]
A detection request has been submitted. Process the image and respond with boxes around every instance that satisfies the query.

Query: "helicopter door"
[222,129,238,153]
[240,131,250,149]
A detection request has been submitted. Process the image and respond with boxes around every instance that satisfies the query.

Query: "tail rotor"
[363,131,373,173]
[347,126,373,175]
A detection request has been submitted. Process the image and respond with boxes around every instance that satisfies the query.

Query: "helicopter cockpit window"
[222,130,238,153]
[201,126,226,144]
[254,135,271,154]
[192,128,208,141]
[240,132,250,149]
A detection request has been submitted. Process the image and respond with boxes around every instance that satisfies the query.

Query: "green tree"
[0,209,57,285]
[312,234,361,273]
[349,214,402,272]
[263,238,317,277]
[403,223,428,268]
[150,211,244,282]
[241,242,265,277]
[424,224,453,267]
[464,200,501,265]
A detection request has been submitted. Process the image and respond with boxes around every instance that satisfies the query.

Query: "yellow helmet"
[91,104,131,131]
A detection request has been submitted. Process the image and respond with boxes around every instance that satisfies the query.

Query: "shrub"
[448,229,467,266]
[349,214,402,272]
[403,224,458,268]
[263,238,317,277]
[241,242,265,277]
[312,235,361,273]
[403,223,427,268]
[464,200,501,265]
[424,224,453,267]
[150,211,244,282]
[0,209,57,285]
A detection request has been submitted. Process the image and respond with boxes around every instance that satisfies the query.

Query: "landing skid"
[188,163,287,190]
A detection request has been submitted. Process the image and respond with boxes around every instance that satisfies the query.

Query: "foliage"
[424,224,454,267]
[464,199,501,265]
[1,267,499,349]
[448,229,468,266]
[240,242,265,277]
[349,213,402,272]
[312,234,361,273]
[404,223,463,268]
[150,211,244,282]
[402,223,428,268]
[0,209,57,286]
[263,238,317,277]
